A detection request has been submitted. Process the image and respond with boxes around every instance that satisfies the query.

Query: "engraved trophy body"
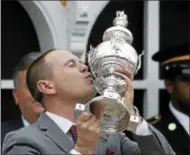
[74,11,144,135]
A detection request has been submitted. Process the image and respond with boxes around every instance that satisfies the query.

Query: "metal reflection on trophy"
[74,11,144,134]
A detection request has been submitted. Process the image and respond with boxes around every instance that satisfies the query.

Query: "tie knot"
[69,125,77,142]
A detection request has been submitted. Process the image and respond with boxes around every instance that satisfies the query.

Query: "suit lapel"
[37,113,73,153]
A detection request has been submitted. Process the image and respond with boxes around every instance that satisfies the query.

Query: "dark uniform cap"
[152,43,190,81]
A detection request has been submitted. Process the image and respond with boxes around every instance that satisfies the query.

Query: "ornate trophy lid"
[102,11,133,45]
[88,10,145,76]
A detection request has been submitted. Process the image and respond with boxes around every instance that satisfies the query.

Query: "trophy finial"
[113,11,128,28]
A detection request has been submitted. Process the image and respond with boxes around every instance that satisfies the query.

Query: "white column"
[143,1,160,119]
[1,80,14,89]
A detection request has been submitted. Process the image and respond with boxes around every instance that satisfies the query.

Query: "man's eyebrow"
[78,60,84,64]
[64,59,83,66]
[64,59,74,66]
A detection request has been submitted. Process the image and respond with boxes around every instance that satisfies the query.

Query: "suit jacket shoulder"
[2,121,69,154]
[2,114,75,155]
[2,124,43,155]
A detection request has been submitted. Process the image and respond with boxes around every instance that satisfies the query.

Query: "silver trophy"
[74,11,144,134]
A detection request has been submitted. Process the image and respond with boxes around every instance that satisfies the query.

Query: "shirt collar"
[169,102,189,121]
[169,102,189,135]
[21,115,30,127]
[45,111,74,134]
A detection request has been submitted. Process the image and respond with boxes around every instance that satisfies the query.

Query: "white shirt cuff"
[135,119,152,135]
[70,149,81,154]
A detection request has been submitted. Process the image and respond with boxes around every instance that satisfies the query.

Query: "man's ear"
[12,88,19,105]
[37,80,56,95]
[164,79,173,94]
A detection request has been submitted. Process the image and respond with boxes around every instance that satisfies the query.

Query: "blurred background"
[1,0,189,122]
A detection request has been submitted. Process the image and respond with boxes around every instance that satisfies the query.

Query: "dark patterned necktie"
[69,125,78,143]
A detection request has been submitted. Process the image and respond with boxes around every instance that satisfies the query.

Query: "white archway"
[19,1,58,52]
[1,1,77,89]
[19,1,77,52]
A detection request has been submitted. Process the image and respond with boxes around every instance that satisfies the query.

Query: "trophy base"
[85,94,130,134]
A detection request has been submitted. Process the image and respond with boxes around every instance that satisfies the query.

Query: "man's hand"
[74,112,101,154]
[115,67,135,114]
[90,101,106,119]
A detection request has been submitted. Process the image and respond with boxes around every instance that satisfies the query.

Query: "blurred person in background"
[1,52,45,144]
[148,43,190,155]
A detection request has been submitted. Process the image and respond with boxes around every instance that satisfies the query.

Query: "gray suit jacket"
[2,113,175,155]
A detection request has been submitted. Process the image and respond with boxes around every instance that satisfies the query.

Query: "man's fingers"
[89,119,101,137]
[124,75,134,108]
[114,67,133,80]
[77,112,91,125]
[91,102,106,119]
[125,75,133,90]
[92,119,101,128]
[87,115,97,126]
[114,67,133,95]
[80,115,97,129]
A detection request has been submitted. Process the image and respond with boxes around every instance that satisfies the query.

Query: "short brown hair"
[26,49,56,102]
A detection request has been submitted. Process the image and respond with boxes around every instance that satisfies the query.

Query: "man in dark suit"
[1,52,44,144]
[148,43,190,155]
[3,49,175,155]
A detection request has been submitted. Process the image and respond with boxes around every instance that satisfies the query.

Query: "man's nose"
[81,64,89,72]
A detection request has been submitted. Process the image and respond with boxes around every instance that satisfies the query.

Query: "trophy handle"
[73,103,86,120]
[135,50,145,74]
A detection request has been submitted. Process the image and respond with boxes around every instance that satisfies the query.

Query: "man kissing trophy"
[74,11,144,135]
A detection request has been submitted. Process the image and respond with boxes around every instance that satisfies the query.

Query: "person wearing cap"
[148,43,190,155]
